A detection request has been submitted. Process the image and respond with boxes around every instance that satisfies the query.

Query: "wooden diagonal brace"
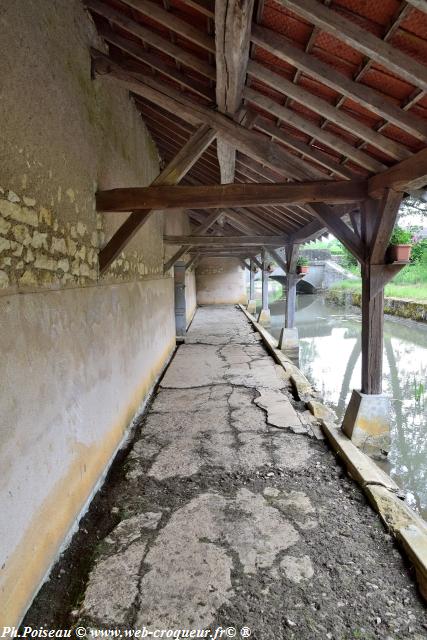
[98,124,216,273]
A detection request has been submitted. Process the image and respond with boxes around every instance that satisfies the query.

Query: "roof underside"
[86,0,427,255]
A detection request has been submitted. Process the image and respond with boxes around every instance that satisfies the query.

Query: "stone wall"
[326,289,427,323]
[0,0,195,626]
[196,257,247,305]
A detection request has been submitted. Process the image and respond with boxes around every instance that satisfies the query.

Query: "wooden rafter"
[85,0,216,80]
[247,61,411,161]
[251,24,427,143]
[164,235,286,246]
[243,87,386,173]
[277,0,427,93]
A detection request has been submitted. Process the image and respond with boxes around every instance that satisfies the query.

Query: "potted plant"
[387,226,413,262]
[296,256,309,274]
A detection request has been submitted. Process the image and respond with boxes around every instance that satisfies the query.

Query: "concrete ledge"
[237,303,427,603]
[322,419,427,602]
[321,420,399,492]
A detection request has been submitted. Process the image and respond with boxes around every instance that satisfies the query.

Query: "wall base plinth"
[342,390,390,457]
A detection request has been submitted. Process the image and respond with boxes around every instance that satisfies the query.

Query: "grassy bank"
[331,263,427,302]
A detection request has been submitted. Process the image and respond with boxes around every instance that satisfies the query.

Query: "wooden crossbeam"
[247,61,411,161]
[278,0,427,93]
[97,181,368,212]
[251,24,427,143]
[215,0,255,183]
[243,87,386,173]
[163,210,223,272]
[164,235,287,246]
[185,252,200,270]
[289,219,326,244]
[98,124,216,272]
[369,147,427,197]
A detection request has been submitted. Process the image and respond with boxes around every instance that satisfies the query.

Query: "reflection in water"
[265,294,427,520]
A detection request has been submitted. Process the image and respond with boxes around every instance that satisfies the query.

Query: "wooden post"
[285,244,299,328]
[285,274,298,328]
[249,259,255,300]
[360,191,402,394]
[361,264,384,394]
[262,250,269,311]
[257,249,271,325]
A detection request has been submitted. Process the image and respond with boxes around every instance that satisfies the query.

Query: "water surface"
[259,293,427,519]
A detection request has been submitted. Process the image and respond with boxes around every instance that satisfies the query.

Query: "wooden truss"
[85,0,427,393]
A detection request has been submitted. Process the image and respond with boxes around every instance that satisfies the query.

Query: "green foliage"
[390,226,412,245]
[410,238,427,264]
[341,246,358,270]
[297,256,309,266]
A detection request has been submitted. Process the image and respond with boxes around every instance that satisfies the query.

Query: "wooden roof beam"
[164,235,287,246]
[277,0,427,93]
[247,61,412,161]
[97,180,368,212]
[85,0,216,80]
[251,24,427,143]
[243,87,387,173]
[163,209,223,272]
[120,0,215,53]
[99,27,215,101]
[215,0,255,183]
[252,115,357,180]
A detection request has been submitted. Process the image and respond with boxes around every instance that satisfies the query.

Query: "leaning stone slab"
[254,389,302,430]
[307,400,337,423]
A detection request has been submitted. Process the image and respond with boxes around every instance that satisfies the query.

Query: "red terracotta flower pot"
[388,244,412,262]
[297,265,309,274]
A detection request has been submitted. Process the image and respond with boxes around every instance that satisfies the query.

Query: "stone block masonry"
[0,188,166,291]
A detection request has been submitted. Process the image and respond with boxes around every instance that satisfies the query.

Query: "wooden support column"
[361,264,384,394]
[285,244,299,329]
[249,259,255,300]
[247,258,257,314]
[257,249,271,325]
[360,190,404,394]
[342,190,404,455]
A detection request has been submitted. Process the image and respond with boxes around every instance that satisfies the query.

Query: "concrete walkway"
[35,307,427,637]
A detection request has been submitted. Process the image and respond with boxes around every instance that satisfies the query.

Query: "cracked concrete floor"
[25,306,427,639]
